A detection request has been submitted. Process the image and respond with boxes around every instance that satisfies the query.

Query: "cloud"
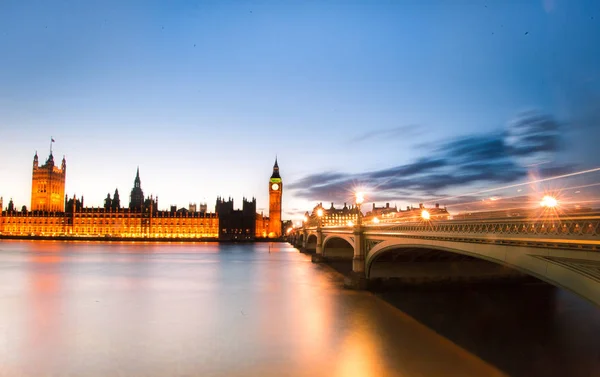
[535,164,577,178]
[284,208,311,217]
[439,134,506,163]
[286,172,348,190]
[348,125,421,143]
[289,111,566,203]
[505,112,562,158]
[368,158,447,179]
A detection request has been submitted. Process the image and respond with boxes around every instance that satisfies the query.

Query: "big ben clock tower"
[268,157,282,238]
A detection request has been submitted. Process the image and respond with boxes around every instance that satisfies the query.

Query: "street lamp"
[355,192,364,226]
[317,208,324,229]
[540,195,558,208]
[421,209,431,220]
[302,215,309,229]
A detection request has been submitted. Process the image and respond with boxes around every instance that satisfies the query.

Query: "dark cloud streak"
[348,125,421,143]
[290,112,566,203]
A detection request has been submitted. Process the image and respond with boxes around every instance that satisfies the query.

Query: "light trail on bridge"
[561,182,600,191]
[428,179,600,217]
[423,166,600,207]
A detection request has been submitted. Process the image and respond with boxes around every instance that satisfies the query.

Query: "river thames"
[0,240,598,377]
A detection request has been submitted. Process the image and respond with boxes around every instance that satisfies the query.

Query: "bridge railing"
[308,216,600,245]
[371,216,600,240]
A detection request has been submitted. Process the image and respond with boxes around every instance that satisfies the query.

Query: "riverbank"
[0,235,287,243]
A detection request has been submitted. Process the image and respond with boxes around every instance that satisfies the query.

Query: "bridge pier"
[344,225,368,289]
[311,228,326,262]
[295,229,309,253]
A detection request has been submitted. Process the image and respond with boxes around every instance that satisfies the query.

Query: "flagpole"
[50,136,53,155]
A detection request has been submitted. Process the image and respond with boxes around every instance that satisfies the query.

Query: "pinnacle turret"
[270,157,281,179]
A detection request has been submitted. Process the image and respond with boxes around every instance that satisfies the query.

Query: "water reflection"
[335,328,386,377]
[0,240,506,376]
[377,283,600,377]
[24,249,64,374]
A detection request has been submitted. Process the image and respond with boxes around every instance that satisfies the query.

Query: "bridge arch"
[365,237,600,306]
[322,234,354,259]
[305,233,318,252]
[367,240,509,276]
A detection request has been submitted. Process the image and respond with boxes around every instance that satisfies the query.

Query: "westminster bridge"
[289,214,600,306]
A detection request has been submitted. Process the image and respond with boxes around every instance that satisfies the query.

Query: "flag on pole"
[51,138,55,142]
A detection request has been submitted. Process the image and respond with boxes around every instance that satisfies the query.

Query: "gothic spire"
[270,157,281,179]
[134,167,141,188]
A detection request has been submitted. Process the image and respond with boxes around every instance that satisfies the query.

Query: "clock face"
[271,183,279,191]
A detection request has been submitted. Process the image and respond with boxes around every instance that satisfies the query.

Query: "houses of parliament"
[0,146,284,240]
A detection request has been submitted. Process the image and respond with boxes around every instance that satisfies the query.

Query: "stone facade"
[0,148,277,239]
[0,206,219,238]
[307,202,360,227]
[31,151,66,212]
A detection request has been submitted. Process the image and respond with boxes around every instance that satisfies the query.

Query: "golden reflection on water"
[290,260,332,362]
[0,241,506,377]
[335,328,386,377]
[25,248,64,372]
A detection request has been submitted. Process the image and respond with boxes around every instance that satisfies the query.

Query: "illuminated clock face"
[271,183,279,191]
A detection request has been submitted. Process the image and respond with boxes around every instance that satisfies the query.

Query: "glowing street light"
[421,210,431,220]
[355,192,365,205]
[355,191,364,226]
[372,217,380,224]
[316,208,324,229]
[347,220,354,227]
[540,195,558,208]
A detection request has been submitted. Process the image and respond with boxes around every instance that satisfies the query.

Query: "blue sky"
[1,0,599,218]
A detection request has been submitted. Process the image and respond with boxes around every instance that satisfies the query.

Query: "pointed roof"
[46,153,54,166]
[270,156,281,179]
[132,167,142,192]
